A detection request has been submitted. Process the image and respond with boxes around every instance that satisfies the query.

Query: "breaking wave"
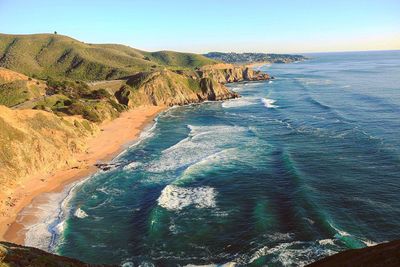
[222,97,257,108]
[157,185,217,211]
[147,124,248,173]
[261,97,278,108]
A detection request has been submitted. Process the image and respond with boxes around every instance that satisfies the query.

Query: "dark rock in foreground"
[0,241,116,267]
[307,239,400,267]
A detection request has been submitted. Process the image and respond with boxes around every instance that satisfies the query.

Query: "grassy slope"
[0,33,216,81]
[0,105,97,195]
[0,68,46,107]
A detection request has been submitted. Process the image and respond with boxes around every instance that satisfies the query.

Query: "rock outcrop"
[115,69,238,107]
[198,63,270,84]
[307,239,400,267]
[2,239,399,266]
[113,65,270,107]
[0,241,116,267]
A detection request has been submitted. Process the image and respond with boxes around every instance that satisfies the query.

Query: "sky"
[0,0,399,53]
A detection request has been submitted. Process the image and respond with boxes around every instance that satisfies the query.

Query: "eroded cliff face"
[0,106,97,214]
[198,63,270,83]
[115,70,238,107]
[113,65,270,108]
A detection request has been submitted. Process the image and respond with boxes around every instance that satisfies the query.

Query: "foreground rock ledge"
[307,239,400,267]
[0,241,116,267]
[1,240,400,266]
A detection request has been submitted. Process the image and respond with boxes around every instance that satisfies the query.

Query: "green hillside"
[0,33,216,81]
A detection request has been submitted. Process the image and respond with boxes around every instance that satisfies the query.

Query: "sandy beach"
[0,105,166,245]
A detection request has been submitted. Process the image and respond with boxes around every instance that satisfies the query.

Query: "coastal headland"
[0,33,274,245]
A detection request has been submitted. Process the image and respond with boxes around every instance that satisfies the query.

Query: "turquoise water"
[54,51,400,266]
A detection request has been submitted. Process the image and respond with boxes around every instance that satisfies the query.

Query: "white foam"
[265,232,294,242]
[318,239,335,245]
[222,97,257,108]
[147,125,248,173]
[74,208,88,219]
[22,192,66,251]
[24,175,93,252]
[176,148,238,184]
[361,239,378,247]
[121,262,134,267]
[248,241,336,266]
[185,264,236,267]
[261,97,278,108]
[329,223,351,237]
[296,78,333,85]
[157,185,217,211]
[123,161,142,171]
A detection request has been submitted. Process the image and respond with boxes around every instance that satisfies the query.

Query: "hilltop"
[204,52,307,64]
[0,33,216,81]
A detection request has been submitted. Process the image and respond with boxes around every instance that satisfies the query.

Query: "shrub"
[86,88,111,99]
[108,99,127,112]
[83,109,101,122]
[66,101,85,115]
[46,78,91,98]
[33,104,46,110]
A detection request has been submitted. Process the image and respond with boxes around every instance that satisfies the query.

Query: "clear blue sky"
[0,0,399,53]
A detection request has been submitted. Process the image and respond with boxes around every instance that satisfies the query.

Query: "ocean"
[28,51,400,266]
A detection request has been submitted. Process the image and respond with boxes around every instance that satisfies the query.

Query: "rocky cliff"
[198,63,271,83]
[113,65,270,107]
[114,69,239,107]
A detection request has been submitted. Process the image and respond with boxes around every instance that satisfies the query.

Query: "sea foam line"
[23,173,92,252]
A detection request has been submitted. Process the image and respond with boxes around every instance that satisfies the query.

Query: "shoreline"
[0,105,166,245]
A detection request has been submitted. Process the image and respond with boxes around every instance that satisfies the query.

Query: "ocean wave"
[247,241,336,266]
[261,97,278,108]
[22,192,67,251]
[24,174,92,252]
[157,185,217,211]
[147,124,248,173]
[328,223,375,249]
[169,148,239,186]
[295,78,333,86]
[318,239,335,246]
[305,96,331,111]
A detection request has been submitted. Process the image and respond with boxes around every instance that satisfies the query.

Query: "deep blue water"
[53,51,400,266]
